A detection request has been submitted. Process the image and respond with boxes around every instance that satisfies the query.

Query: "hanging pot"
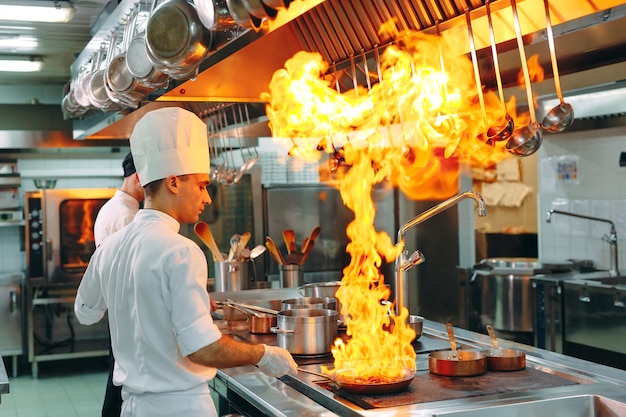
[196,0,239,31]
[126,1,169,88]
[146,0,214,80]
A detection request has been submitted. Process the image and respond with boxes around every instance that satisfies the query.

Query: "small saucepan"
[225,301,277,334]
[485,325,526,371]
[428,323,487,377]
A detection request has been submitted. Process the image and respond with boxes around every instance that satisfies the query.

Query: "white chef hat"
[130,107,210,187]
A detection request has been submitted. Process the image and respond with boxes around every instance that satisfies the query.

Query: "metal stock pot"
[272,309,338,355]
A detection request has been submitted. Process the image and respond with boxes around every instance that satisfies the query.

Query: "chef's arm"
[188,336,298,377]
[187,335,264,368]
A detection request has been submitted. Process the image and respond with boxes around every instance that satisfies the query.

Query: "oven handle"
[46,239,53,261]
[10,290,18,313]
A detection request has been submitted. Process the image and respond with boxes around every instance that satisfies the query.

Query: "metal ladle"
[485,0,514,141]
[540,0,574,132]
[465,9,491,143]
[506,0,543,157]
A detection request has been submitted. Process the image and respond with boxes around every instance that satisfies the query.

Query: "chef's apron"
[121,384,217,417]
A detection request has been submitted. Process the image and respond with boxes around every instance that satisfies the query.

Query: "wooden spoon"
[301,226,321,253]
[265,236,286,265]
[282,229,296,254]
[194,221,224,262]
[236,231,251,260]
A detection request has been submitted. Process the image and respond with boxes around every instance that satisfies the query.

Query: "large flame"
[261,27,535,381]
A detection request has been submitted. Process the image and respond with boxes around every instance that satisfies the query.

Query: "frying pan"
[428,323,487,377]
[297,366,415,395]
[485,325,526,371]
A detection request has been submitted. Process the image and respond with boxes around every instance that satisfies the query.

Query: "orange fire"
[261,27,534,380]
[78,200,97,246]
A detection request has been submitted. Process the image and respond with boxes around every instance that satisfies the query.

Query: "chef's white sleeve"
[74,257,107,325]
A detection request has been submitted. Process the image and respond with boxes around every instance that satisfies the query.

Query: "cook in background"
[93,151,144,417]
[94,151,144,247]
[74,107,297,417]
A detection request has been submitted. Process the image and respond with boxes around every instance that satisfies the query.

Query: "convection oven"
[25,188,115,287]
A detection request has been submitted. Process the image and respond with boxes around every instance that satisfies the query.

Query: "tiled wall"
[0,150,127,274]
[537,125,626,271]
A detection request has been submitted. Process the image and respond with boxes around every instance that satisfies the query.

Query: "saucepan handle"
[270,327,295,334]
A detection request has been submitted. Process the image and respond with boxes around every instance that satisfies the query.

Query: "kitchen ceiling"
[0,0,111,102]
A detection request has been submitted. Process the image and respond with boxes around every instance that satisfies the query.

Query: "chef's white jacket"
[93,190,140,246]
[75,209,222,406]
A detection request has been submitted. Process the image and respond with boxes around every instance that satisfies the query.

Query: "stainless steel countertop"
[0,355,9,400]
[209,287,626,416]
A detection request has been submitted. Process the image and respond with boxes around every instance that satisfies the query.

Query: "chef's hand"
[256,344,298,377]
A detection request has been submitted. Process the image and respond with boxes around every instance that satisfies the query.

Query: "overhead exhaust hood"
[72,0,626,140]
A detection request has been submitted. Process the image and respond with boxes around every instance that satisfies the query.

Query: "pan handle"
[270,327,295,334]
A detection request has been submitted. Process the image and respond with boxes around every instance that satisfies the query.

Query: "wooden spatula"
[265,236,286,265]
[282,229,296,254]
[194,221,224,262]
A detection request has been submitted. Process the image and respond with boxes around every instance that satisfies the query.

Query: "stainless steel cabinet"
[0,272,24,377]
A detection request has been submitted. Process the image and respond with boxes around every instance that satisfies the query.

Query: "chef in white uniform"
[75,107,297,417]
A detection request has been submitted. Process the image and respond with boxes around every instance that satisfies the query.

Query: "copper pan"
[485,325,526,371]
[428,323,487,377]
[224,301,277,334]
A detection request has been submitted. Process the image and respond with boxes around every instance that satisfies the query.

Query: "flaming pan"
[297,367,415,395]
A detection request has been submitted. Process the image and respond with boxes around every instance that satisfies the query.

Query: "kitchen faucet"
[394,191,487,316]
[546,209,619,276]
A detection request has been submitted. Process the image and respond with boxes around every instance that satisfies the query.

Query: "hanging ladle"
[485,0,514,141]
[506,0,543,157]
[540,0,574,132]
[465,9,492,143]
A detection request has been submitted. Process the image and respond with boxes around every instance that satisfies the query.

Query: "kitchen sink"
[434,395,626,417]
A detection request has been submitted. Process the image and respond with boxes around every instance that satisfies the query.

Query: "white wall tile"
[537,126,626,270]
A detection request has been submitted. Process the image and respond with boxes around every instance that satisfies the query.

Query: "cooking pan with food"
[485,325,526,371]
[428,323,487,377]
[297,365,415,395]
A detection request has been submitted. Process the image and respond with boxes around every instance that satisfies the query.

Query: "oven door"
[42,188,115,286]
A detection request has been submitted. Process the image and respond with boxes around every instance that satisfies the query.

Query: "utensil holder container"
[280,264,303,288]
[214,260,249,292]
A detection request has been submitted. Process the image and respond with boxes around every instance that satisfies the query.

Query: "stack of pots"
[272,294,339,356]
[298,281,348,325]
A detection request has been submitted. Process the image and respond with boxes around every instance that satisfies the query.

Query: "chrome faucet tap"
[394,191,487,316]
[546,209,619,276]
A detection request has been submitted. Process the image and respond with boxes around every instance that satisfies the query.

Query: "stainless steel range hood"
[73,0,626,140]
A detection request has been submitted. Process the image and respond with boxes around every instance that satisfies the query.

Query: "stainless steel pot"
[195,0,238,31]
[298,281,348,325]
[126,3,169,88]
[272,309,338,355]
[146,0,213,79]
[280,296,336,311]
